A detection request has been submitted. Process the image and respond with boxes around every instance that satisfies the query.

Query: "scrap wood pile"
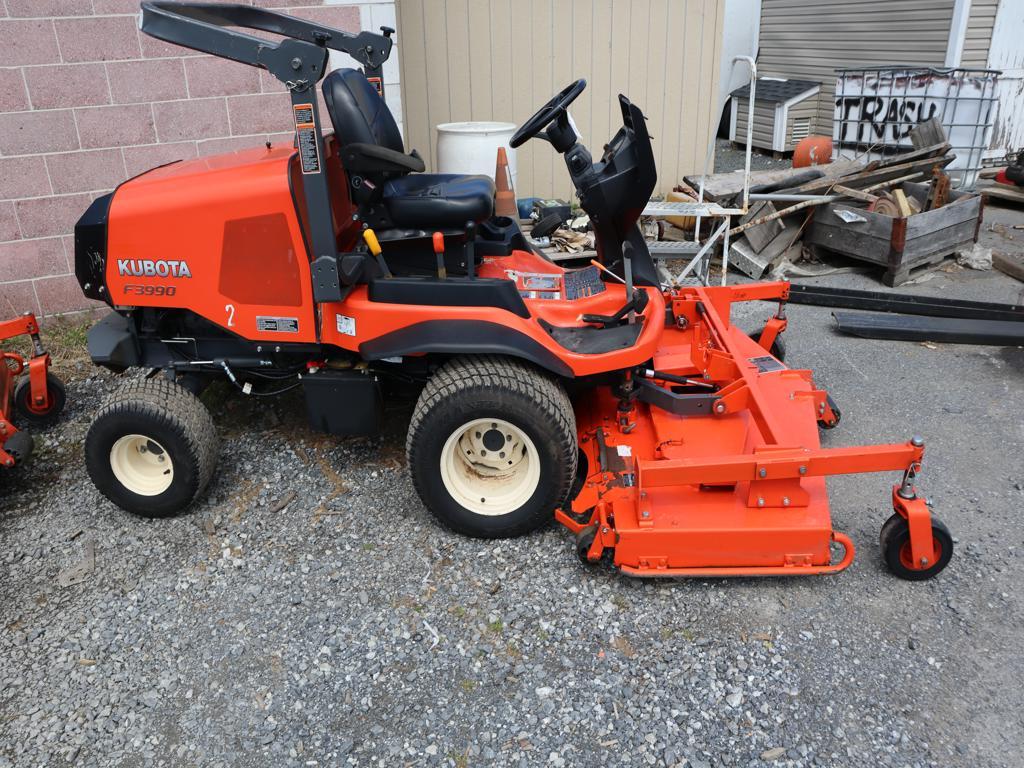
[677,139,972,285]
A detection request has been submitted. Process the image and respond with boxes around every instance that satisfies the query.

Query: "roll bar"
[141,2,397,303]
[140,2,393,87]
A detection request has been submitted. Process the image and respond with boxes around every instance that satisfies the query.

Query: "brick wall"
[0,0,399,320]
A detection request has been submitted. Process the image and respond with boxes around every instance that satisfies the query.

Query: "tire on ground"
[85,377,218,517]
[14,371,66,428]
[406,356,577,538]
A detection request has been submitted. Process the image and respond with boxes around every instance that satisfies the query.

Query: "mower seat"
[323,69,495,228]
[381,174,494,228]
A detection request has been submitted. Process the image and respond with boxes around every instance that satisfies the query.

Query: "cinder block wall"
[0,0,398,320]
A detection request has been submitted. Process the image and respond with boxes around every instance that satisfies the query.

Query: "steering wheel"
[509,79,587,148]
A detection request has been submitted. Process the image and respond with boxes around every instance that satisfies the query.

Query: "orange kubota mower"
[75,2,951,580]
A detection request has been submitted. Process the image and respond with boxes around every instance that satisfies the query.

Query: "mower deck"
[558,281,935,578]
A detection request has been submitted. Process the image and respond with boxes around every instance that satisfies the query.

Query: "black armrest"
[341,144,425,174]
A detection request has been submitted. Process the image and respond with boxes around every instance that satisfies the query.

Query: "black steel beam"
[833,311,1024,345]
[787,284,1024,323]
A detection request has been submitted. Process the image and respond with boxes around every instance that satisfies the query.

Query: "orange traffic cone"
[494,146,517,218]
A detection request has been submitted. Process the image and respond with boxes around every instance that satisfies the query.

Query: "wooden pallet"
[804,182,981,287]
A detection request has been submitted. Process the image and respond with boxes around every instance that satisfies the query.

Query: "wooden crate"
[804,183,982,286]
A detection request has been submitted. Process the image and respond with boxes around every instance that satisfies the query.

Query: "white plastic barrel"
[436,121,518,188]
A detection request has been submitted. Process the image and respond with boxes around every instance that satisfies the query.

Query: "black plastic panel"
[302,369,382,436]
[367,277,530,318]
[542,320,642,354]
[359,320,574,377]
[74,193,113,303]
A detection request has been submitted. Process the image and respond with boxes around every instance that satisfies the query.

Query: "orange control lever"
[432,231,447,280]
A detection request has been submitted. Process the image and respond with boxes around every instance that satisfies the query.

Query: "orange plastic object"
[792,135,833,168]
[432,231,445,254]
[494,146,517,217]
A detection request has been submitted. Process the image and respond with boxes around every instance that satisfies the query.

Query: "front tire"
[407,356,577,538]
[85,377,218,517]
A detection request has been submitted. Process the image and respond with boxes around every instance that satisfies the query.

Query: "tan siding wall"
[734,98,776,149]
[962,0,999,69]
[396,0,725,198]
[757,0,956,134]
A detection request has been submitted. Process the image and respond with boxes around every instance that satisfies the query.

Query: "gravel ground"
[2,204,1023,768]
[711,139,792,175]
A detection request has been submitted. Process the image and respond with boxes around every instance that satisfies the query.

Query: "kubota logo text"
[117,259,193,278]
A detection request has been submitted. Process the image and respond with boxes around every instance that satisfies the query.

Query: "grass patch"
[3,315,93,367]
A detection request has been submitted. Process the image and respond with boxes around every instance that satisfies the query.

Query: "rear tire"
[85,377,218,517]
[407,356,577,538]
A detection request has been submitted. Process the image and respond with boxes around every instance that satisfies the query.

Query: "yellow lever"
[362,228,382,256]
[362,228,391,278]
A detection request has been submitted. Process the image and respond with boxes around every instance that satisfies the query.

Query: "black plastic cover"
[302,369,381,436]
[87,312,141,372]
[367,277,530,318]
[540,320,642,354]
[359,320,574,377]
[74,193,113,303]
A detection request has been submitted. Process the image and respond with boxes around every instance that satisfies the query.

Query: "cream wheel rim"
[439,418,540,516]
[109,434,174,496]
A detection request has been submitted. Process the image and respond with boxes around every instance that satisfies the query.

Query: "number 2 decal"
[225,303,236,327]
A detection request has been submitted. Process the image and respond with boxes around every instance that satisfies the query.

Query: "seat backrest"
[322,69,404,153]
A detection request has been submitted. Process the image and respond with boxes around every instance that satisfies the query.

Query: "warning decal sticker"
[749,355,785,373]
[256,316,299,333]
[293,103,321,175]
[336,314,356,337]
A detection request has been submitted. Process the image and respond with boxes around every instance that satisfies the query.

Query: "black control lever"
[464,220,476,279]
[580,290,649,328]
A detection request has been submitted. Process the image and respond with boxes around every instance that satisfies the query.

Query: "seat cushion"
[322,68,404,153]
[382,174,496,228]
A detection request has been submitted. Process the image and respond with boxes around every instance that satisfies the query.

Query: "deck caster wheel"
[85,378,218,518]
[880,513,953,581]
[13,372,66,428]
[2,431,33,466]
[407,356,577,539]
[575,524,599,565]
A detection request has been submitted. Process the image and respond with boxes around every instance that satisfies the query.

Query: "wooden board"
[993,251,1024,283]
[737,201,785,253]
[976,181,1024,205]
[876,142,951,168]
[792,155,954,197]
[683,166,822,202]
[910,118,947,149]
[682,160,856,202]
